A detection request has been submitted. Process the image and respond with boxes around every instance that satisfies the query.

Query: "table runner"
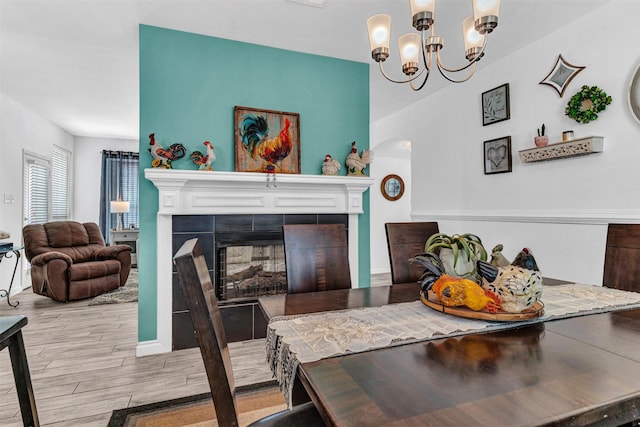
[265,283,640,406]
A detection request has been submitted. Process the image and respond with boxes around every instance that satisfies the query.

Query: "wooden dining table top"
[258,280,640,426]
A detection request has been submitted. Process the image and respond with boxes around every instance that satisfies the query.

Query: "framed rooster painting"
[234,106,301,174]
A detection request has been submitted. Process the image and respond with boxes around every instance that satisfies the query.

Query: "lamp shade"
[398,33,420,73]
[409,0,435,17]
[473,0,500,19]
[463,16,484,51]
[367,14,391,52]
[110,200,130,214]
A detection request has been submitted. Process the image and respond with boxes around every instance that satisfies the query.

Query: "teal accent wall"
[139,25,370,341]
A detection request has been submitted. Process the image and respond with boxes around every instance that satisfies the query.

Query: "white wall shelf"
[519,136,604,163]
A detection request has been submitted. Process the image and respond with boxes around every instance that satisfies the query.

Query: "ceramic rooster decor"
[489,244,511,267]
[411,253,501,312]
[148,133,186,168]
[321,154,341,176]
[477,248,543,313]
[190,141,216,171]
[345,141,371,176]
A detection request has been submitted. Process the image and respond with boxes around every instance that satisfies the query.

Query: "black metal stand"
[0,248,22,307]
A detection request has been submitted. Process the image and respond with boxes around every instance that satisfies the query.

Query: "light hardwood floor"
[0,273,391,426]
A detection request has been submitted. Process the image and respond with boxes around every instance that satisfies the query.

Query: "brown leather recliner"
[23,221,132,302]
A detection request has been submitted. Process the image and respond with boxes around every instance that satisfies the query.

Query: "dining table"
[258,278,640,426]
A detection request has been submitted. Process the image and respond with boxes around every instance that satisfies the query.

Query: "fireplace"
[217,244,286,301]
[171,213,348,349]
[142,169,373,356]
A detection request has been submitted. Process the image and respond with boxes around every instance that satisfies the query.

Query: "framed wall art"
[483,136,512,175]
[482,83,510,126]
[539,54,585,97]
[380,174,405,201]
[234,106,301,174]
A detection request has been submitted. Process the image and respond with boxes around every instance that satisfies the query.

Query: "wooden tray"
[421,291,544,322]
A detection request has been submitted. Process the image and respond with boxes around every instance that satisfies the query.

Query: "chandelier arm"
[435,36,488,74]
[409,67,432,91]
[436,61,477,83]
[377,61,426,84]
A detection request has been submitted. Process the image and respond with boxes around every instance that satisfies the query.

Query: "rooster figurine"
[148,133,186,168]
[321,154,341,176]
[345,141,371,176]
[239,114,293,173]
[190,141,216,171]
[489,244,511,267]
[477,248,543,313]
[411,253,501,312]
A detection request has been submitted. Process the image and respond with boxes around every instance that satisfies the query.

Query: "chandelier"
[367,0,501,90]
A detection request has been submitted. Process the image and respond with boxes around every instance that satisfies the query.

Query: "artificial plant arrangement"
[565,85,612,124]
[424,233,488,281]
[535,124,548,147]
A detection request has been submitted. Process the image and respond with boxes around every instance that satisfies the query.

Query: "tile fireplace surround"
[142,169,374,355]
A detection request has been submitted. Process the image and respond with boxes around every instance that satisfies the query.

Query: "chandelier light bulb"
[367,14,391,62]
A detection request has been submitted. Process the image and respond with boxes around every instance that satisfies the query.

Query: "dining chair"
[603,223,640,292]
[173,238,325,427]
[282,223,351,294]
[385,221,440,285]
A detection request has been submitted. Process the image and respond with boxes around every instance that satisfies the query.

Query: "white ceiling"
[0,0,608,140]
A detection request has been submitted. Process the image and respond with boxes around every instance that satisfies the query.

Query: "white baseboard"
[136,340,171,357]
[412,209,640,225]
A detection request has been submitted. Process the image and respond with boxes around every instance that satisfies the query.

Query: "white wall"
[73,136,138,224]
[370,1,640,285]
[0,93,74,294]
[369,140,412,274]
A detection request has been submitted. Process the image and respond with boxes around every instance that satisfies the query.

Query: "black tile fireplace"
[171,213,348,350]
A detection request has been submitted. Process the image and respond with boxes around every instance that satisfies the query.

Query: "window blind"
[51,146,71,221]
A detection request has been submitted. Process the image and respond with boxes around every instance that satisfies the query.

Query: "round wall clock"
[381,174,405,201]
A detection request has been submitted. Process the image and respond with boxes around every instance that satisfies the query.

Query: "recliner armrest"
[31,251,73,267]
[94,244,132,260]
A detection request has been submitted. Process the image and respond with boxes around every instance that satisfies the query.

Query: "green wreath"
[565,85,612,124]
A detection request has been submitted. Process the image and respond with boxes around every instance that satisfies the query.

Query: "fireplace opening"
[216,242,287,301]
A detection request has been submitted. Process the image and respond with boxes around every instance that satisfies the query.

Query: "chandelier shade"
[367,0,501,90]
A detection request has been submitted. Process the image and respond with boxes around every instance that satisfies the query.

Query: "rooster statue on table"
[321,154,341,176]
[148,133,186,168]
[190,141,216,171]
[239,114,293,176]
[345,141,371,176]
[477,248,544,313]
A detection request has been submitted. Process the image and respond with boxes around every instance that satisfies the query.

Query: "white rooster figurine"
[321,154,341,176]
[345,141,371,176]
[477,248,543,313]
[190,141,216,171]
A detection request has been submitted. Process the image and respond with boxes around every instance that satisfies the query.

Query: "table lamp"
[110,200,130,231]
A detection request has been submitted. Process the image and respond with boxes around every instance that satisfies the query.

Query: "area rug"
[107,380,284,427]
[89,268,138,305]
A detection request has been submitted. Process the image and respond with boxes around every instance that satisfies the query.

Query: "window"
[99,151,139,241]
[51,146,72,221]
[23,152,51,225]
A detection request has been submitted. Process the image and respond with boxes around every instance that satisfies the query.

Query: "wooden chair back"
[174,238,326,426]
[173,238,238,426]
[603,223,640,292]
[385,222,440,285]
[283,224,351,294]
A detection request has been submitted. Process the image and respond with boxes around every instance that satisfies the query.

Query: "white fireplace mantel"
[139,169,374,356]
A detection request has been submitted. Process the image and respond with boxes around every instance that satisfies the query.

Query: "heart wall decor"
[484,136,512,175]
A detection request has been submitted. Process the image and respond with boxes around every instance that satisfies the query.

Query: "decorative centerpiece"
[424,233,488,281]
[535,124,548,147]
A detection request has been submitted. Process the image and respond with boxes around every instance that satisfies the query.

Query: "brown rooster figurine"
[148,133,186,168]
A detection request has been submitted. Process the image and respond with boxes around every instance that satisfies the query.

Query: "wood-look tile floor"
[0,273,391,426]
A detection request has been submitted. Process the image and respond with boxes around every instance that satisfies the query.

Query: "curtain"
[99,150,139,242]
